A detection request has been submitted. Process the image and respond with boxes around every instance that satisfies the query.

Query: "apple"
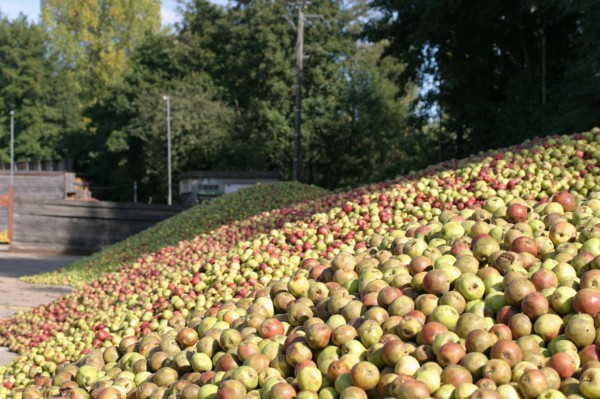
[191,353,213,372]
[231,366,259,390]
[580,368,600,399]
[518,369,549,399]
[472,235,501,263]
[564,317,595,348]
[490,340,522,368]
[455,273,485,300]
[429,305,459,330]
[549,221,577,245]
[574,288,600,316]
[422,270,450,296]
[553,191,576,212]
[297,366,322,392]
[550,286,577,315]
[481,359,512,385]
[549,352,577,379]
[534,314,564,342]
[217,380,246,399]
[349,361,380,391]
[507,203,528,223]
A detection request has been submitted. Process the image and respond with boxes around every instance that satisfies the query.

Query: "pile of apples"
[11,189,600,399]
[21,182,331,287]
[0,129,598,398]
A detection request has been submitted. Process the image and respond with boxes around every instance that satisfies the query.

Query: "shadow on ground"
[0,254,79,279]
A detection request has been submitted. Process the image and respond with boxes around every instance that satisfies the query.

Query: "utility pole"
[292,0,308,182]
[163,95,172,206]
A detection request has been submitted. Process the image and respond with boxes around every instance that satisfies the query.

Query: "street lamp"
[9,111,14,185]
[8,111,14,243]
[163,95,172,206]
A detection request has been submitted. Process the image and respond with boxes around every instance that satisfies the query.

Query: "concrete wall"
[11,199,186,253]
[0,172,72,200]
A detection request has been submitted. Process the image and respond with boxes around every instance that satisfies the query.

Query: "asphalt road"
[0,252,81,365]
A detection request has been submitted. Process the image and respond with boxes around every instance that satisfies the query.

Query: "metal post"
[163,95,172,206]
[293,1,305,182]
[8,111,14,244]
[133,181,138,203]
[9,111,14,185]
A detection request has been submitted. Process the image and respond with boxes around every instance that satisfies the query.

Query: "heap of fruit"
[21,182,331,287]
[11,190,600,399]
[0,129,599,399]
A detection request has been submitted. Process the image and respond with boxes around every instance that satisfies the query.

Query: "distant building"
[179,171,279,204]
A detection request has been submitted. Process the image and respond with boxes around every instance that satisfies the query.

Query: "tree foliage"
[41,0,161,103]
[1,0,455,202]
[367,0,600,160]
[0,13,78,163]
[78,30,236,201]
[193,0,415,189]
[124,74,235,202]
[78,0,415,201]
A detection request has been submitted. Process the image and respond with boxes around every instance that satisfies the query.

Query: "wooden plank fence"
[11,199,187,253]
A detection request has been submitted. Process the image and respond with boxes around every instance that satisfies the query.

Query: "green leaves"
[2,0,420,200]
[41,0,161,102]
[0,14,66,162]
[367,0,600,160]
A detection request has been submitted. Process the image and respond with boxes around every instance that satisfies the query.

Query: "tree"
[169,0,416,189]
[315,41,419,189]
[40,0,162,199]
[208,1,377,183]
[63,0,417,200]
[178,0,225,78]
[41,0,161,103]
[549,1,600,134]
[367,0,597,159]
[81,30,236,202]
[112,74,235,203]
[0,13,77,163]
[209,0,296,173]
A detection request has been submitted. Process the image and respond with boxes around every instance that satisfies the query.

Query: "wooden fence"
[11,199,186,253]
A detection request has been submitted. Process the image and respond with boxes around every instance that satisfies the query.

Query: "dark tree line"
[367,0,600,159]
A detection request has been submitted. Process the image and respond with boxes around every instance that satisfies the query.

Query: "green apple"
[456,273,485,300]
[198,384,218,399]
[429,305,459,330]
[580,368,600,399]
[190,352,212,372]
[415,368,441,393]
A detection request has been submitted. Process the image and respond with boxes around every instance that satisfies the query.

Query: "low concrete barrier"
[11,199,186,253]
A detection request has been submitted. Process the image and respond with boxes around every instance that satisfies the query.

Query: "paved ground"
[0,252,81,365]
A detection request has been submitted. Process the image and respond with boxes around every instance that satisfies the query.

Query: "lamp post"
[163,95,172,206]
[9,111,14,185]
[8,111,14,243]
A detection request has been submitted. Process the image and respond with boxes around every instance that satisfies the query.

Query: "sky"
[0,0,228,25]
